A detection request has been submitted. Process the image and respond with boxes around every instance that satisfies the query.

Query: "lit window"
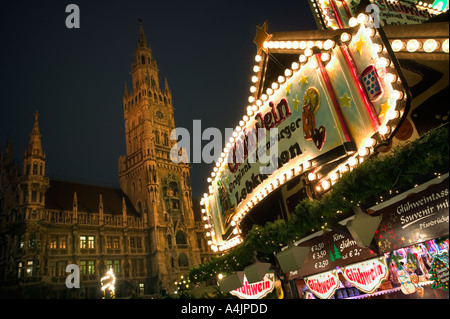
[113,237,119,249]
[88,261,95,275]
[50,238,57,249]
[88,236,95,249]
[26,261,33,277]
[80,236,87,249]
[80,261,87,275]
[59,236,67,249]
[17,262,23,278]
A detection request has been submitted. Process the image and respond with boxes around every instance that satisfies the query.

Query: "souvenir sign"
[373,178,449,254]
[308,0,445,30]
[305,269,341,299]
[341,257,389,294]
[200,14,409,252]
[230,273,275,299]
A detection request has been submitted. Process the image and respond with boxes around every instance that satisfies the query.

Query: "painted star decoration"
[285,83,291,95]
[379,100,391,119]
[293,95,300,111]
[299,74,308,87]
[354,36,366,55]
[340,93,352,108]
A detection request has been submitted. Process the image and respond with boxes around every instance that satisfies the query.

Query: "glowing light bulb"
[357,13,367,24]
[378,125,390,135]
[348,157,358,167]
[407,40,421,52]
[251,75,258,83]
[391,40,404,52]
[376,57,390,69]
[322,180,330,190]
[329,171,338,181]
[364,137,376,148]
[391,90,403,100]
[324,39,335,50]
[384,73,397,83]
[309,58,318,69]
[423,39,439,53]
[340,32,351,43]
[386,108,399,120]
[303,160,312,169]
[443,39,449,53]
[358,147,369,157]
[308,172,317,181]
[349,17,358,27]
[255,55,262,62]
[321,53,330,62]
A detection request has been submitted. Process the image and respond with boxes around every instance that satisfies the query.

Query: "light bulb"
[391,40,404,52]
[407,40,421,52]
[423,39,439,53]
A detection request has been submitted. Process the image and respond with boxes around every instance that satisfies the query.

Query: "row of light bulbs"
[312,0,447,30]
[390,38,449,53]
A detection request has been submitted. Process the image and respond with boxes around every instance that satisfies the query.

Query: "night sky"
[0,0,317,199]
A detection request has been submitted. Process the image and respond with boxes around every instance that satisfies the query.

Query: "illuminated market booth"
[188,0,449,300]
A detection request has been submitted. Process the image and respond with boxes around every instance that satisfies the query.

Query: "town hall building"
[0,21,213,298]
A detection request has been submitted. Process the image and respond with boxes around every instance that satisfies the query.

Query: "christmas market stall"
[188,1,448,300]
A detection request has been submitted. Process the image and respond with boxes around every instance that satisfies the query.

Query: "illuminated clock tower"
[118,20,201,295]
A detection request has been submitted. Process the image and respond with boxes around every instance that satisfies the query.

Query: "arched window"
[167,235,172,248]
[163,133,169,146]
[137,201,143,213]
[155,131,160,144]
[141,55,145,65]
[175,231,187,245]
[178,253,189,267]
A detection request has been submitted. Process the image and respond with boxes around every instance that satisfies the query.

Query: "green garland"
[189,125,449,284]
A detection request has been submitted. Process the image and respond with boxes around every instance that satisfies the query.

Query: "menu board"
[373,178,449,254]
[296,230,377,277]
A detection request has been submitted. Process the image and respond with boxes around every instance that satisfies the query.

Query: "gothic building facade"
[0,21,213,298]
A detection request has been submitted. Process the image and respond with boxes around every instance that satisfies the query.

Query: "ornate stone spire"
[138,18,147,48]
[25,111,44,158]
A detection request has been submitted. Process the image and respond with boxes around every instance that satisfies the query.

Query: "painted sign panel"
[309,0,443,30]
[341,257,389,294]
[304,269,341,299]
[230,273,275,299]
[202,18,409,251]
[294,231,377,278]
[374,178,449,254]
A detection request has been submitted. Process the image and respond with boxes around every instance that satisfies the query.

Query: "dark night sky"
[0,0,317,199]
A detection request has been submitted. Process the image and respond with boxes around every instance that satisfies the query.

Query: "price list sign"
[295,231,377,278]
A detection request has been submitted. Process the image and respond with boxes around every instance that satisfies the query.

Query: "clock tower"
[118,20,201,295]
